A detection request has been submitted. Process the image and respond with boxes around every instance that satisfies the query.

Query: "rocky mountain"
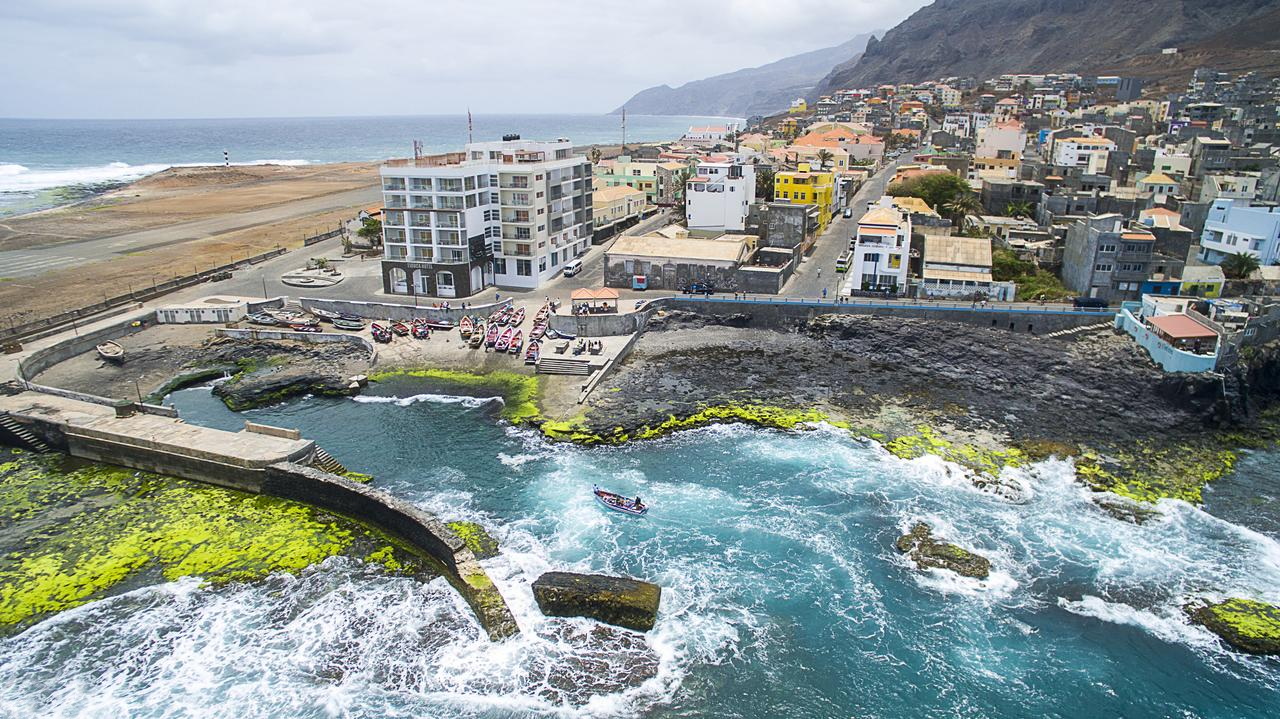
[614,33,876,117]
[814,0,1280,96]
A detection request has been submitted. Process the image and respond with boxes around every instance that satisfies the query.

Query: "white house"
[681,124,736,146]
[975,120,1027,159]
[685,160,757,233]
[1136,172,1180,203]
[1051,136,1115,173]
[848,197,911,294]
[1200,199,1280,265]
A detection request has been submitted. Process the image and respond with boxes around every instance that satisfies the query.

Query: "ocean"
[0,114,736,217]
[1,378,1277,719]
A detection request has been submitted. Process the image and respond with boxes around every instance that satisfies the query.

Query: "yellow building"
[789,98,808,114]
[592,184,648,233]
[775,163,837,234]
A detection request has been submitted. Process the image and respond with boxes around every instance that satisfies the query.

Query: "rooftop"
[608,230,751,264]
[1148,314,1218,340]
[860,206,905,226]
[924,235,993,268]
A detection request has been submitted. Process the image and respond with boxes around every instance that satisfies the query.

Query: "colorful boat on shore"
[423,318,454,331]
[309,307,341,322]
[511,307,525,326]
[289,323,322,333]
[593,485,648,516]
[411,322,430,339]
[459,316,474,337]
[246,312,278,326]
[370,323,393,343]
[332,317,364,331]
[468,325,486,348]
[390,321,410,336]
[530,323,546,341]
[524,339,540,364]
[485,324,501,348]
[508,329,523,355]
[495,327,514,352]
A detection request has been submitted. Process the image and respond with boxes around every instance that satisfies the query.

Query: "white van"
[563,258,583,277]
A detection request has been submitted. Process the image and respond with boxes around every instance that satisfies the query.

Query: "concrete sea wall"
[16,310,159,405]
[300,296,512,324]
[552,296,1117,337]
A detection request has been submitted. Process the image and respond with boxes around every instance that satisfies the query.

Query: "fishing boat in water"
[95,340,125,363]
[508,329,523,355]
[524,339,540,364]
[495,326,514,352]
[593,485,648,516]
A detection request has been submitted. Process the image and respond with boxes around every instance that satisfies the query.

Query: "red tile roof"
[1148,314,1217,340]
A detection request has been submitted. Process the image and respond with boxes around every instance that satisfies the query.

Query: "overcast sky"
[0,0,930,119]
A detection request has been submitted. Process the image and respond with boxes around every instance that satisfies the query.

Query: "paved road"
[0,185,379,279]
[782,156,909,299]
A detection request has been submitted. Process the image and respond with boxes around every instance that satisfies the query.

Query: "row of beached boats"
[367,316,456,343]
[452,302,567,364]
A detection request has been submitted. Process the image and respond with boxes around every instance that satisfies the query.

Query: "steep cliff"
[814,0,1278,94]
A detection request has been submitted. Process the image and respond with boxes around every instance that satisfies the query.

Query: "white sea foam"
[350,393,501,409]
[0,158,312,194]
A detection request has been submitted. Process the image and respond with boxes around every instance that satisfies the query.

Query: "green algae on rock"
[0,450,400,631]
[447,521,500,560]
[884,426,1027,477]
[1189,598,1280,655]
[541,403,835,445]
[894,522,991,579]
[369,368,542,423]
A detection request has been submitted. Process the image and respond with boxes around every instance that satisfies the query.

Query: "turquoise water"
[1,379,1278,718]
[0,114,733,216]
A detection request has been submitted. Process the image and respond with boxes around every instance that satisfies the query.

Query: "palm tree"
[1004,201,1032,219]
[674,168,693,221]
[1220,252,1261,279]
[944,193,982,227]
[588,147,602,165]
[815,149,835,171]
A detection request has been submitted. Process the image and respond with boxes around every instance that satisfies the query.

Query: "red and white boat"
[535,305,550,323]
[485,324,501,348]
[495,326,514,352]
[459,316,474,338]
[508,329,523,355]
[524,339,541,364]
[511,307,526,326]
[530,322,546,341]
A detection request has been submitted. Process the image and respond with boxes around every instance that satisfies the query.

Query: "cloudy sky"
[0,0,930,119]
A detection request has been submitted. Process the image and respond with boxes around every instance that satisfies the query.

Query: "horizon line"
[0,111,746,123]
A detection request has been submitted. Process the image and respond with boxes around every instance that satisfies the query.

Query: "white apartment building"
[379,137,593,298]
[681,124,737,146]
[1052,136,1115,173]
[936,85,962,106]
[848,197,911,294]
[685,160,757,233]
[1200,199,1280,265]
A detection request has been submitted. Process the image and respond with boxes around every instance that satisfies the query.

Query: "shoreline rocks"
[1188,598,1280,655]
[895,522,991,579]
[532,571,662,631]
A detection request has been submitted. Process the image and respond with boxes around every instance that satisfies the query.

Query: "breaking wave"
[0,159,312,194]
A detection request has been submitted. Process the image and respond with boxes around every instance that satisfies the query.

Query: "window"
[493,258,507,274]
[436,271,454,288]
[1124,244,1144,253]
[539,258,546,272]
[1094,263,1113,272]
[516,259,532,276]
[1099,244,1117,252]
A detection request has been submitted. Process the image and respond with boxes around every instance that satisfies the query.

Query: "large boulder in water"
[532,572,661,631]
[1188,598,1280,655]
[895,522,991,579]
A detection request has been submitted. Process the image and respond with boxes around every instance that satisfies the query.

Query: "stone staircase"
[1044,322,1114,340]
[0,413,52,453]
[536,358,592,376]
[310,446,348,474]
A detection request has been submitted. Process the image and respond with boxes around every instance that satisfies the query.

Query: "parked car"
[1072,296,1110,309]
[682,282,715,296]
